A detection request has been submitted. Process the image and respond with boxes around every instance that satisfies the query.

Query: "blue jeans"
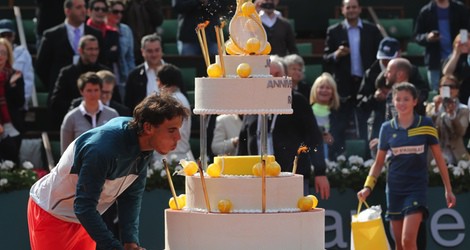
[427,69,441,91]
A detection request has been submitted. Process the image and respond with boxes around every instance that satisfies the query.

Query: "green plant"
[0,160,38,193]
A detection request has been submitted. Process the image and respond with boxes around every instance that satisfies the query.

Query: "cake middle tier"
[185,174,303,212]
[193,77,293,115]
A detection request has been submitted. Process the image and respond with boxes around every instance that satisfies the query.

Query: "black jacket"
[49,60,114,128]
[125,63,148,111]
[414,0,470,69]
[36,23,104,93]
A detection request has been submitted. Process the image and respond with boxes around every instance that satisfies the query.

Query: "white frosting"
[165,209,325,250]
[194,77,293,115]
[216,54,271,76]
[185,174,304,212]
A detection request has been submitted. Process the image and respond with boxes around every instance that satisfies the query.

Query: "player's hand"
[446,191,456,208]
[357,188,371,202]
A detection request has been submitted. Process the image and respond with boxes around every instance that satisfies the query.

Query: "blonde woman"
[309,72,340,159]
[0,38,24,163]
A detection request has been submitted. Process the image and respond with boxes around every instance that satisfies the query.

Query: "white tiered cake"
[164,55,325,250]
[164,1,324,248]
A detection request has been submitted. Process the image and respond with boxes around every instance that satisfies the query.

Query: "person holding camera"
[323,0,382,156]
[442,31,470,106]
[413,0,470,91]
[426,74,469,165]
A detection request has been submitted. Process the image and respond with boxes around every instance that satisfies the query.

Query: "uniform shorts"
[385,191,429,221]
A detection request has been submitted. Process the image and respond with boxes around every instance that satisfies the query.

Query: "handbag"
[351,201,390,250]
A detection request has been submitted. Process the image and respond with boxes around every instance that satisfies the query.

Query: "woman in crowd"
[358,82,455,250]
[107,0,135,101]
[309,72,340,160]
[426,74,469,165]
[0,38,24,163]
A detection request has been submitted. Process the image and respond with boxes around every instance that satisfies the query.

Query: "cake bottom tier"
[165,209,325,250]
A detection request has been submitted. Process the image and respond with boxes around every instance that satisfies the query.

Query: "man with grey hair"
[125,33,165,111]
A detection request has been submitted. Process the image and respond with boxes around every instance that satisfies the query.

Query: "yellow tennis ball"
[178,194,187,208]
[207,163,222,177]
[226,40,238,55]
[169,197,183,210]
[218,199,233,213]
[252,162,262,176]
[261,42,271,55]
[183,161,198,176]
[266,161,281,176]
[237,63,251,78]
[307,195,318,209]
[297,196,313,211]
[241,2,256,16]
[207,63,223,78]
[246,37,261,54]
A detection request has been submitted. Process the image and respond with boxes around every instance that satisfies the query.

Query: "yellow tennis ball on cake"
[241,1,256,16]
[207,63,223,78]
[178,194,187,208]
[207,163,222,177]
[237,63,251,78]
[252,162,262,176]
[245,37,260,54]
[183,161,199,176]
[307,195,318,209]
[261,42,271,55]
[169,197,183,210]
[266,161,281,176]
[297,196,313,211]
[225,40,238,55]
[218,199,233,213]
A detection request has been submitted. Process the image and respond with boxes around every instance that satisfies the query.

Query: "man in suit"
[35,0,103,95]
[49,35,115,129]
[237,57,330,199]
[323,0,382,158]
[125,33,164,111]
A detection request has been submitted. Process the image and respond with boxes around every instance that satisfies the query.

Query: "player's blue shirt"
[379,115,439,195]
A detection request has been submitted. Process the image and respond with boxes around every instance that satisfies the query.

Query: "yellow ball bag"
[351,201,390,250]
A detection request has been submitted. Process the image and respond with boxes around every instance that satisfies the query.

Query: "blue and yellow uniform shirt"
[379,115,439,195]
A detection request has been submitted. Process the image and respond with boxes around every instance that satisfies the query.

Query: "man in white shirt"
[125,34,165,111]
